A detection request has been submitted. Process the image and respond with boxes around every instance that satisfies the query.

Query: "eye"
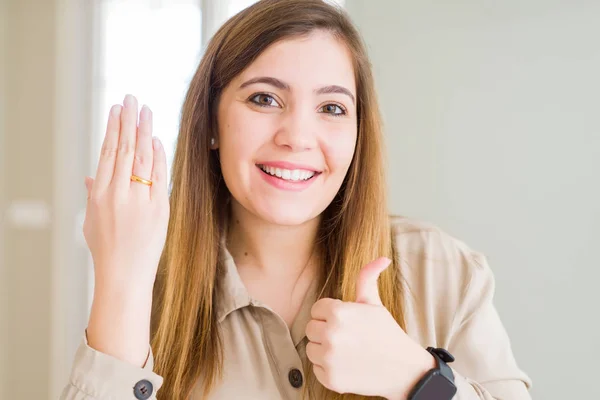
[249,93,281,108]
[319,103,346,116]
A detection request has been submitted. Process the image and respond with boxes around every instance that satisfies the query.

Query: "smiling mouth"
[256,164,319,182]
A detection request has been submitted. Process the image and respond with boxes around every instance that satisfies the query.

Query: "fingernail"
[153,137,161,150]
[110,104,122,117]
[381,257,392,268]
[123,94,135,107]
[140,105,150,120]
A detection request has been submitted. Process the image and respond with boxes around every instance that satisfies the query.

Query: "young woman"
[61,0,531,399]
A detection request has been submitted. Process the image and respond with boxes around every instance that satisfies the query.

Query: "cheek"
[321,127,357,173]
[220,106,272,164]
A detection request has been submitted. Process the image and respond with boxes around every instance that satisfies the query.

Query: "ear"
[209,136,219,150]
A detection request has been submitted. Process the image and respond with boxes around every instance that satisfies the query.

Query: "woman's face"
[217,30,357,226]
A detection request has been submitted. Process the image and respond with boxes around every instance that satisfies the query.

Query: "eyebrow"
[239,76,356,105]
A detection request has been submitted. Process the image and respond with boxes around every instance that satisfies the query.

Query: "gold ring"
[131,174,153,186]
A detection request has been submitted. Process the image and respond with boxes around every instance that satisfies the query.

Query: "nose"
[273,107,318,152]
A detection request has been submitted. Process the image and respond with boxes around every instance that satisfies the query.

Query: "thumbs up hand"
[305,257,436,399]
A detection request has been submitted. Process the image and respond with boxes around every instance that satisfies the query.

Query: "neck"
[226,200,321,279]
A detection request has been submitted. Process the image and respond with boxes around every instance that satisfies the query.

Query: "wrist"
[94,266,157,295]
[87,282,154,367]
[386,346,437,400]
[94,277,155,301]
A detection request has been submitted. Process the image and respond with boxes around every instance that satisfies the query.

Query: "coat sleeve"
[59,332,163,399]
[447,249,532,399]
[393,219,532,400]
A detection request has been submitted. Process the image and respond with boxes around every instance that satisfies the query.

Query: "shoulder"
[390,214,489,275]
[389,215,495,343]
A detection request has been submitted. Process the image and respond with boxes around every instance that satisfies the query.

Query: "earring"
[210,137,215,146]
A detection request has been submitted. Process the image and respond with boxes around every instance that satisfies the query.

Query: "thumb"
[84,176,94,199]
[355,257,392,305]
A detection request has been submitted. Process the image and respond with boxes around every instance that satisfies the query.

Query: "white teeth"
[259,165,316,181]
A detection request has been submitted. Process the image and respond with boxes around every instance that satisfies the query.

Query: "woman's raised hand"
[84,94,170,366]
[84,94,170,290]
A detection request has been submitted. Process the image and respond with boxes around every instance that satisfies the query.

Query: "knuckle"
[89,195,103,208]
[118,141,135,155]
[133,153,148,166]
[323,370,341,392]
[100,146,118,159]
[321,347,336,367]
[322,328,339,348]
[329,301,345,322]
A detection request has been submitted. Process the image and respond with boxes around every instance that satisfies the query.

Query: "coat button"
[288,368,303,388]
[133,379,154,399]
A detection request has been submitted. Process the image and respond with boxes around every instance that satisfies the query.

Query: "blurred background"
[0,0,598,399]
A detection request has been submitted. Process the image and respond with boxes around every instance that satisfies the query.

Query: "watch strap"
[426,347,455,382]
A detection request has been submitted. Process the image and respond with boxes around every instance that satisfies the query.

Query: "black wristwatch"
[407,347,457,400]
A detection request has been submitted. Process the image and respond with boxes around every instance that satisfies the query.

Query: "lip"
[256,161,321,173]
[256,165,319,192]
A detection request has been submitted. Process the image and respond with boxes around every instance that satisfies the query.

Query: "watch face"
[415,373,457,400]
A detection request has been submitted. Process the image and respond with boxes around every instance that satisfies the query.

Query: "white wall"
[0,1,93,398]
[50,1,95,397]
[346,1,600,399]
[2,1,56,397]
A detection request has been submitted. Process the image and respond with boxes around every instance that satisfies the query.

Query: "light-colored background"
[1,0,598,399]
[346,2,600,399]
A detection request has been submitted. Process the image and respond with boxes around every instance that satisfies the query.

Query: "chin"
[254,203,321,227]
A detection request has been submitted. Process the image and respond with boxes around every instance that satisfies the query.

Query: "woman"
[61,0,531,399]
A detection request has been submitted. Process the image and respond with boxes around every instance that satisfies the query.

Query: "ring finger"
[131,104,154,197]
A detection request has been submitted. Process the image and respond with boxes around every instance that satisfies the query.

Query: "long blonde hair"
[151,1,405,398]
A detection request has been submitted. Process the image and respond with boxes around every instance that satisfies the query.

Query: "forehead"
[237,30,356,93]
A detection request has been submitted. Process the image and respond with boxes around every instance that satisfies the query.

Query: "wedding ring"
[131,174,153,186]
